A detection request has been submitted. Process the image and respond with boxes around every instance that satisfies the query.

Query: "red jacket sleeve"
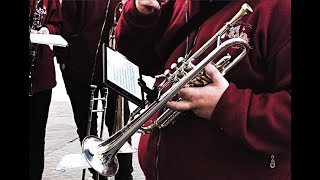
[211,0,291,154]
[45,0,62,35]
[115,0,164,76]
[213,34,291,154]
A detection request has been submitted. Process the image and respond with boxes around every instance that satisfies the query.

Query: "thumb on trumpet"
[204,63,229,87]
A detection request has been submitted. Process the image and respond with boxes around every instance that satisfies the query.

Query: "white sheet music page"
[30,34,68,47]
[106,47,143,102]
[55,153,90,172]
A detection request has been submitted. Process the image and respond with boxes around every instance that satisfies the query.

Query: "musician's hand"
[166,63,229,120]
[59,63,66,72]
[38,27,50,34]
[135,0,161,15]
[30,29,38,34]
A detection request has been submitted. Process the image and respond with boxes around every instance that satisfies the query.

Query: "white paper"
[55,153,91,172]
[30,33,68,47]
[106,47,142,101]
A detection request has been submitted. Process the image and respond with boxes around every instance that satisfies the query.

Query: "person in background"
[29,0,62,179]
[54,0,133,179]
[115,0,291,179]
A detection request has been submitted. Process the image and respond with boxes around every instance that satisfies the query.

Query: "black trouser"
[63,77,133,180]
[29,89,52,180]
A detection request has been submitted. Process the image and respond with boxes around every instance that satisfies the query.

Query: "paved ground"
[42,61,147,180]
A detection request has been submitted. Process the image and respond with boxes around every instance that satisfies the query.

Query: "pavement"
[42,61,147,180]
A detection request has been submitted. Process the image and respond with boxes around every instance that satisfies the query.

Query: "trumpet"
[82,3,253,177]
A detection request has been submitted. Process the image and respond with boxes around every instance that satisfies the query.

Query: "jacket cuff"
[211,83,250,137]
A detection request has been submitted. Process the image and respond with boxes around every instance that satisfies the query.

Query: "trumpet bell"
[82,135,119,177]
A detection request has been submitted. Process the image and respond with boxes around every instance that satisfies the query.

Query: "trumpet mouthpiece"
[242,3,253,14]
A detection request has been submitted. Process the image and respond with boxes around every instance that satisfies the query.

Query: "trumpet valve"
[155,69,173,92]
[171,63,185,78]
[177,57,185,64]
[184,60,194,71]
[155,69,171,79]
[215,53,231,71]
[170,63,177,70]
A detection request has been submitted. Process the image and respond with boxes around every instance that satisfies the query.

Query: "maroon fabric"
[54,0,122,85]
[29,0,62,94]
[116,0,291,179]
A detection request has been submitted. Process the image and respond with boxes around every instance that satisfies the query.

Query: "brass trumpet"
[112,95,137,154]
[109,0,136,154]
[82,85,109,180]
[82,3,253,177]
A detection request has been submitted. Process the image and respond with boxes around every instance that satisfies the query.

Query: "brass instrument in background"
[82,1,135,178]
[82,85,109,180]
[108,1,123,50]
[82,3,253,177]
[108,0,136,155]
[112,96,137,154]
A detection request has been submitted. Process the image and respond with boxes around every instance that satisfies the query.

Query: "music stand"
[102,44,146,109]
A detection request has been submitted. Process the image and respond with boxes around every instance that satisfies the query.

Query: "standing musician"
[54,0,133,179]
[115,0,291,179]
[29,0,62,179]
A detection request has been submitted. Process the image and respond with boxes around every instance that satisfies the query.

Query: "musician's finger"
[30,29,38,34]
[204,63,229,86]
[38,27,49,34]
[200,74,211,83]
[177,86,197,101]
[166,99,193,112]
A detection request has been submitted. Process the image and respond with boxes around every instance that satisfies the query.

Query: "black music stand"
[102,43,146,108]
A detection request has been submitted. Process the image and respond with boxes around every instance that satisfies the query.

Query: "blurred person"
[115,0,291,179]
[29,0,62,179]
[54,0,133,179]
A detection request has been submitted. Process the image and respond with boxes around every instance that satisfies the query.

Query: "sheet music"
[106,47,143,101]
[30,33,68,47]
[55,153,90,172]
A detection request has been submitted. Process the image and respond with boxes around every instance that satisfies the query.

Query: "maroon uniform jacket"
[54,0,122,85]
[29,0,62,94]
[116,0,291,179]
